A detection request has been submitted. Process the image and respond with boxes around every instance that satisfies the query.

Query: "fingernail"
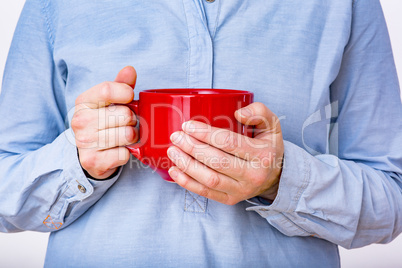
[182,121,195,133]
[169,167,179,179]
[167,147,179,160]
[170,131,182,144]
[237,108,252,118]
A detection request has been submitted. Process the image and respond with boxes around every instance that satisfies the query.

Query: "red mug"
[126,88,254,182]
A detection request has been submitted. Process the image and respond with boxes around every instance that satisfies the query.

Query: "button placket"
[182,0,214,88]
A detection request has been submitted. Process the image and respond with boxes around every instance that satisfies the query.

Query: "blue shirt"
[1,0,402,267]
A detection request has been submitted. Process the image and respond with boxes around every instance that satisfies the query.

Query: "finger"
[170,131,266,181]
[235,102,282,134]
[75,66,137,108]
[167,146,240,194]
[168,166,235,205]
[180,121,271,161]
[79,147,130,179]
[97,126,138,150]
[114,66,137,88]
[72,105,136,134]
[75,82,135,109]
[97,105,136,130]
[96,147,131,170]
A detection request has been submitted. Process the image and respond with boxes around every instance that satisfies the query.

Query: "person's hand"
[71,66,138,179]
[167,102,284,205]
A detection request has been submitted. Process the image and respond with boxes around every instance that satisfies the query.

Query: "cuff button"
[78,184,87,193]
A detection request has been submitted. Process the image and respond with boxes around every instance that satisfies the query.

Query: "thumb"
[235,102,281,134]
[115,66,137,88]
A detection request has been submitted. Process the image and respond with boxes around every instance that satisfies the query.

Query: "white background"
[0,1,401,267]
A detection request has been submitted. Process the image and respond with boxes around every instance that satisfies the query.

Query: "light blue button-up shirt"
[1,0,401,267]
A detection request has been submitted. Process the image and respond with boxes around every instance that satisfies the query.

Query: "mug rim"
[140,88,253,96]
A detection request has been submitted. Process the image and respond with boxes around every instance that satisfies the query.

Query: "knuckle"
[71,111,90,130]
[75,139,86,149]
[187,142,197,156]
[198,186,210,198]
[71,116,80,130]
[206,173,221,189]
[122,106,133,118]
[79,152,96,171]
[75,132,94,147]
[99,82,113,101]
[121,107,135,125]
[222,133,238,152]
[124,126,135,143]
[180,176,190,188]
[219,156,231,170]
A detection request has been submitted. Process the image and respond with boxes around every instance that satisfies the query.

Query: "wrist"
[76,148,120,181]
[258,158,283,202]
[258,179,280,202]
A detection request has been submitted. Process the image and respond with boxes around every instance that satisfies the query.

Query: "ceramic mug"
[126,88,254,181]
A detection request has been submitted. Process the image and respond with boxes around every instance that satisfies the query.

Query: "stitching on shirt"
[280,212,314,235]
[48,185,70,214]
[181,0,191,88]
[39,0,55,49]
[187,191,204,210]
[44,185,70,230]
[43,215,63,230]
[211,0,222,39]
[292,151,311,205]
[184,190,207,213]
[186,191,204,210]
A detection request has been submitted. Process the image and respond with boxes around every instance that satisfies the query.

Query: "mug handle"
[125,100,143,161]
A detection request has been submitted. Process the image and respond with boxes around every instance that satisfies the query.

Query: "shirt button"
[205,0,215,2]
[77,184,86,193]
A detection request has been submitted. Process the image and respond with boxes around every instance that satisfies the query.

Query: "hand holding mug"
[71,66,138,179]
[167,102,284,205]
[125,88,253,181]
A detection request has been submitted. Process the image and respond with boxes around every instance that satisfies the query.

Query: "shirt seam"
[273,143,311,212]
[47,185,70,217]
[292,149,311,205]
[181,0,191,88]
[280,212,314,235]
[211,0,222,40]
[39,0,55,50]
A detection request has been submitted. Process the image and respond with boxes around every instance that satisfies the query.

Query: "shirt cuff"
[46,129,121,229]
[246,141,311,222]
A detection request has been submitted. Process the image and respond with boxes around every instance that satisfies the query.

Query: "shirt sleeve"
[247,0,402,249]
[0,0,120,232]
